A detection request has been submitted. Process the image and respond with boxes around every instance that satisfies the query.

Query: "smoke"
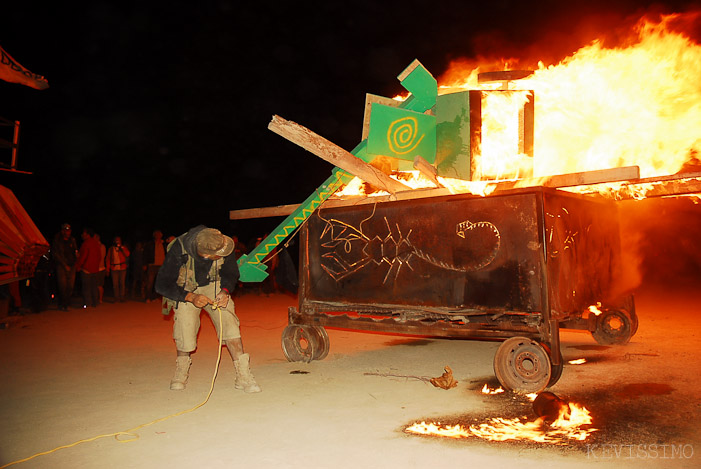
[618,197,701,288]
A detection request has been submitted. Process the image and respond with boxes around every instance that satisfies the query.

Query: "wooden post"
[413,155,443,188]
[229,203,302,220]
[268,115,410,194]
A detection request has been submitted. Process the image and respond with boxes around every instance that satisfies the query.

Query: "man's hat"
[61,223,71,231]
[196,228,234,257]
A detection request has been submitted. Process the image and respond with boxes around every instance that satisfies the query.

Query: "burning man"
[155,225,261,393]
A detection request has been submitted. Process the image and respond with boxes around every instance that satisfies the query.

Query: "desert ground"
[1,278,700,469]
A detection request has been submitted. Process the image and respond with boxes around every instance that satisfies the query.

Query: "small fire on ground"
[481,383,504,394]
[405,390,597,444]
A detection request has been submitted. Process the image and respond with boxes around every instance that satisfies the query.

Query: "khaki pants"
[172,283,240,352]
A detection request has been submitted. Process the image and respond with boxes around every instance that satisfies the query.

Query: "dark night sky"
[0,0,696,248]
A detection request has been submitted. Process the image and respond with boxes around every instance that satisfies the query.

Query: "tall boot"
[234,353,261,393]
[170,356,192,390]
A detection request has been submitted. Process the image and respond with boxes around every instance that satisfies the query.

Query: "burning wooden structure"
[232,58,701,393]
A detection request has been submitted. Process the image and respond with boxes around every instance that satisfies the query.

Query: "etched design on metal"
[318,207,501,283]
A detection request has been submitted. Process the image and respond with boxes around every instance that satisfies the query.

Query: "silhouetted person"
[106,236,130,302]
[52,223,78,310]
[76,228,101,308]
[95,233,106,304]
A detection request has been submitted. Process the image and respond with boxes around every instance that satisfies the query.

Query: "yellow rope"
[1,301,225,468]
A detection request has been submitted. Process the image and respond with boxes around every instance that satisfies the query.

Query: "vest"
[162,236,220,315]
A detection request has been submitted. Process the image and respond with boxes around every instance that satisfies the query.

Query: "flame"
[336,13,699,201]
[473,90,534,180]
[439,13,701,182]
[406,402,596,444]
[588,303,603,316]
[481,383,504,394]
[333,171,499,198]
[568,358,587,365]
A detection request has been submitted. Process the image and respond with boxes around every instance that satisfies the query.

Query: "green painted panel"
[435,91,480,181]
[398,61,437,112]
[367,104,436,163]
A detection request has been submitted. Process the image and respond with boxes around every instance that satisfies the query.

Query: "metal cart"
[281,186,637,392]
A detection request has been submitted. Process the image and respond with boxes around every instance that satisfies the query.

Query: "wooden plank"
[268,115,410,194]
[574,174,701,200]
[516,165,640,190]
[412,155,442,188]
[630,176,701,198]
[229,167,700,220]
[229,203,302,220]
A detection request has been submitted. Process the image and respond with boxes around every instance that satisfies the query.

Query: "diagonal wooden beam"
[268,115,410,194]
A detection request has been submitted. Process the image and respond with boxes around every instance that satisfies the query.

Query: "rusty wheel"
[592,308,634,345]
[494,337,552,393]
[307,326,330,360]
[540,342,564,388]
[281,325,316,363]
[623,296,639,336]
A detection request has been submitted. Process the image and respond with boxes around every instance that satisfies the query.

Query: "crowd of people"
[2,222,297,318]
[36,223,296,312]
[50,223,171,310]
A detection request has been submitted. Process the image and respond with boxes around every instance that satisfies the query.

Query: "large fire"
[336,12,700,198]
[440,12,701,181]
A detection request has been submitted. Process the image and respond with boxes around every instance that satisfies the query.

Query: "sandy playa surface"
[1,281,700,468]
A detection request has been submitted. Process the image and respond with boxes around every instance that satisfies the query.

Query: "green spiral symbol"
[387,116,424,155]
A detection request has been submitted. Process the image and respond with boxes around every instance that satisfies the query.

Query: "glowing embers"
[405,390,597,444]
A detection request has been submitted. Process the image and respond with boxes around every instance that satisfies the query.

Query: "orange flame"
[569,358,587,365]
[481,383,504,394]
[588,303,603,316]
[439,13,701,181]
[406,402,596,444]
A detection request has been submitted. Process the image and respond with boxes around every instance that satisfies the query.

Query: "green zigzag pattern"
[239,61,436,280]
[247,170,349,266]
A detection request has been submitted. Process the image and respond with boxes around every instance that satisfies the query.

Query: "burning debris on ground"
[404,388,597,447]
[402,376,688,452]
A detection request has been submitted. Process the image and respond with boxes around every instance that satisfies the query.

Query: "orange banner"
[0,45,48,90]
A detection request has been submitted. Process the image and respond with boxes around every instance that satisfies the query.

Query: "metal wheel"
[281,325,316,363]
[494,337,553,393]
[307,325,330,360]
[624,296,639,336]
[591,308,634,345]
[540,342,564,388]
